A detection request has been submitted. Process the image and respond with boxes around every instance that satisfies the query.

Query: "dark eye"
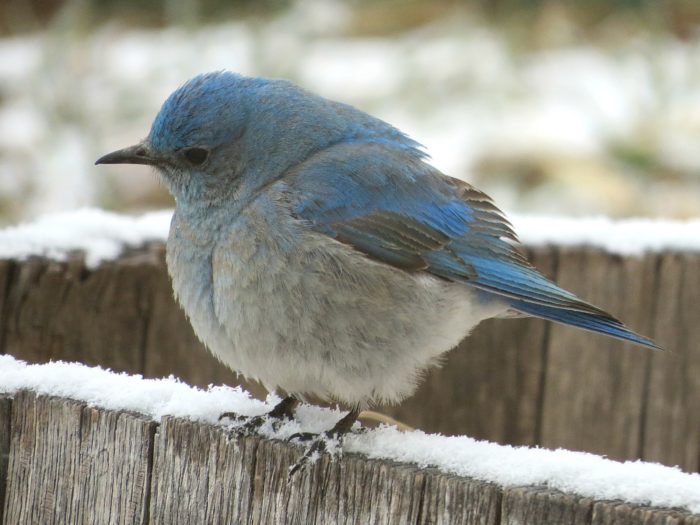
[183,147,209,166]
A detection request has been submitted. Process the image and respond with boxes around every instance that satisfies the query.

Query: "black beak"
[95,143,161,166]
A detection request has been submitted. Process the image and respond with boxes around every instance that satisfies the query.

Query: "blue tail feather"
[464,254,659,350]
[509,299,661,350]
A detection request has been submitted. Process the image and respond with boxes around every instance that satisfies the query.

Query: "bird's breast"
[192,190,507,405]
[166,211,232,358]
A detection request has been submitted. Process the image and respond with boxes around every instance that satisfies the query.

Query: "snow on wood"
[0,209,698,269]
[1,355,699,519]
[0,208,171,267]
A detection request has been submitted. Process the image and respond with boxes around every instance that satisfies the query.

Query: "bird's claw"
[220,413,289,439]
[287,431,317,443]
[287,407,360,480]
[219,396,299,437]
[237,414,268,434]
[288,430,344,480]
[218,411,246,423]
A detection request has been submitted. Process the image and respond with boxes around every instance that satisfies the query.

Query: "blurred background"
[1,0,700,225]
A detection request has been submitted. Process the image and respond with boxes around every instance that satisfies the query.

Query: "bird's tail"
[508,298,660,350]
[462,253,660,350]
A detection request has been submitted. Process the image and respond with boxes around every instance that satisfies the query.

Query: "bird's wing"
[286,142,659,349]
[289,142,584,311]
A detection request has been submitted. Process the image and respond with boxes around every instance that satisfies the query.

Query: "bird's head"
[97,71,424,209]
[96,71,264,205]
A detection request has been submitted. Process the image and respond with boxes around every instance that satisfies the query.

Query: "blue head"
[97,72,261,205]
[96,71,424,207]
[148,72,254,155]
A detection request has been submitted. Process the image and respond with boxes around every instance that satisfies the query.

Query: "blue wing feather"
[287,141,659,350]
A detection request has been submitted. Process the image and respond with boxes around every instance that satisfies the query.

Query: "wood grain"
[149,415,262,523]
[2,252,154,372]
[539,248,656,460]
[3,391,155,525]
[3,391,84,524]
[591,501,689,525]
[642,252,700,471]
[150,414,502,524]
[3,391,699,524]
[0,396,11,525]
[500,486,593,525]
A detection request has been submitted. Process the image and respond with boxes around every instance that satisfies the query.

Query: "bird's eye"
[183,147,209,166]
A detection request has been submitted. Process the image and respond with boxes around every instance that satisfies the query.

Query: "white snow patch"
[513,214,700,256]
[349,427,700,513]
[0,208,171,267]
[1,354,699,514]
[0,209,698,267]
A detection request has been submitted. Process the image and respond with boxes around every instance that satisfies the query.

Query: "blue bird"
[96,71,659,464]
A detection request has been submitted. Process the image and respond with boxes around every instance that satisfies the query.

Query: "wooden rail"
[0,243,699,473]
[1,391,698,525]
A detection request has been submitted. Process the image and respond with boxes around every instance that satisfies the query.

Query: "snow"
[1,354,699,514]
[0,208,171,268]
[0,209,698,267]
[512,214,700,256]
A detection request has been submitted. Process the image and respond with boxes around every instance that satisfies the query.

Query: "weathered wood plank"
[418,470,501,525]
[149,416,261,523]
[642,252,700,472]
[0,396,12,525]
[0,245,264,398]
[3,392,700,524]
[0,259,13,356]
[150,415,503,524]
[539,248,656,460]
[75,405,156,524]
[3,390,83,524]
[3,391,155,525]
[2,252,154,373]
[500,486,593,525]
[591,501,689,525]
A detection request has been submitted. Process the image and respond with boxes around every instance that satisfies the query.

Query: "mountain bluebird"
[96,71,658,461]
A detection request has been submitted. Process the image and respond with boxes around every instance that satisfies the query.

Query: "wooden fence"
[1,390,698,524]
[0,243,699,474]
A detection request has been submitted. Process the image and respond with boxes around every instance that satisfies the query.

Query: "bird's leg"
[267,396,300,419]
[219,395,299,434]
[288,406,360,479]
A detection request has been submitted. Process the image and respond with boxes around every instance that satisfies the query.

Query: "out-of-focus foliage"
[0,0,293,34]
[1,0,699,223]
[4,0,700,40]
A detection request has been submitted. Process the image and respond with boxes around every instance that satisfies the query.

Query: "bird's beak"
[95,143,161,166]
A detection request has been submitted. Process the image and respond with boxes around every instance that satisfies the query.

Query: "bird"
[96,71,659,467]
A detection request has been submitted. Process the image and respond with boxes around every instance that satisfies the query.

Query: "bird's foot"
[286,430,317,443]
[287,424,368,444]
[218,411,247,423]
[287,429,344,479]
[219,396,298,436]
[287,407,360,479]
